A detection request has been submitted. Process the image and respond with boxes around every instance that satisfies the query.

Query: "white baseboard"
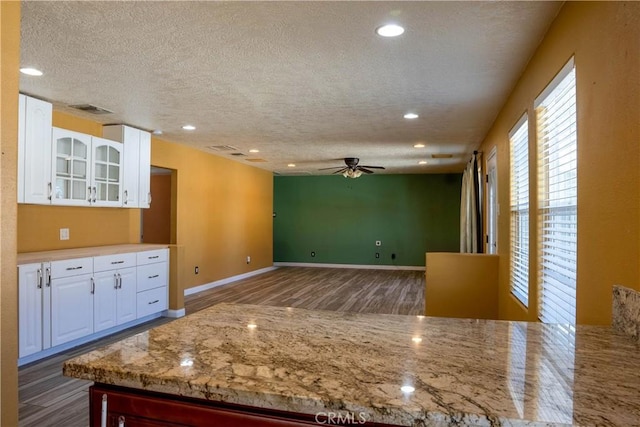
[273,262,425,271]
[165,308,186,318]
[184,266,279,296]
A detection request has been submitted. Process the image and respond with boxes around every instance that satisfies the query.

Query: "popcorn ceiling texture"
[20,1,562,174]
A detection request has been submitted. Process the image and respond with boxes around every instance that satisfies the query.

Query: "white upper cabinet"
[91,137,123,207]
[18,94,53,204]
[51,128,123,207]
[102,125,152,208]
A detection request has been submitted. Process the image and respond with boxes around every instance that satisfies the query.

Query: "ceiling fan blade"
[332,167,348,174]
[319,166,346,170]
[357,167,375,174]
[359,165,385,169]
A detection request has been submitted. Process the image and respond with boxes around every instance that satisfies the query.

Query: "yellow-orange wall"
[1,2,20,424]
[479,2,640,324]
[151,138,273,292]
[425,253,499,319]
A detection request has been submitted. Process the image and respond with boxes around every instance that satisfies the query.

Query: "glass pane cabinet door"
[52,129,91,205]
[92,138,122,206]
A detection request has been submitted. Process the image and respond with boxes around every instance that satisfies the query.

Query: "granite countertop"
[17,243,169,264]
[63,303,640,426]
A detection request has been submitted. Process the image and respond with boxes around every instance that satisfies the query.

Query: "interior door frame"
[486,146,498,254]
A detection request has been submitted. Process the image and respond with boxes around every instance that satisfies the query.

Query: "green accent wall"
[273,174,461,266]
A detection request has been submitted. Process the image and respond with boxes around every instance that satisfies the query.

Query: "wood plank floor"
[18,267,424,427]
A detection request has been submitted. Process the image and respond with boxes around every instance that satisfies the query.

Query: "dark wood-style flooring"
[18,267,425,427]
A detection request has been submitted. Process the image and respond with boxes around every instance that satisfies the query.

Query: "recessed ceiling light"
[413,143,425,148]
[419,161,428,165]
[400,385,415,394]
[247,323,257,329]
[182,125,196,131]
[152,130,163,135]
[376,24,405,37]
[249,149,260,153]
[20,67,43,76]
[287,163,296,168]
[411,337,423,343]
[404,113,419,119]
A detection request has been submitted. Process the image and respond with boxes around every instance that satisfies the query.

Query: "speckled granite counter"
[18,243,169,264]
[63,303,640,426]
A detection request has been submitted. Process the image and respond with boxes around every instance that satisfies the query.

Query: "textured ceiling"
[20,1,562,175]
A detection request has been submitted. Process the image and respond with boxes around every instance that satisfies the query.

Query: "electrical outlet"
[195,266,199,274]
[375,252,380,258]
[59,228,70,240]
[375,240,381,246]
[311,251,316,257]
[246,256,251,264]
[391,253,396,260]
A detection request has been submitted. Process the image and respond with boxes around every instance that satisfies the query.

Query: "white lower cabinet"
[18,247,169,364]
[18,262,51,358]
[50,272,94,347]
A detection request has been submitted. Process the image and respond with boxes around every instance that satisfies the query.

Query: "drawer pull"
[148,274,159,279]
[148,256,159,259]
[148,299,159,305]
[111,260,124,265]
[66,266,83,271]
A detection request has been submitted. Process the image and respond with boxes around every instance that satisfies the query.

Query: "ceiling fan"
[319,157,385,178]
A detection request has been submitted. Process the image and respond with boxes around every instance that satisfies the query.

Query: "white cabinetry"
[18,262,51,358]
[93,253,137,332]
[136,249,168,318]
[50,257,94,347]
[18,247,169,364]
[17,94,53,204]
[51,128,123,206]
[102,125,152,208]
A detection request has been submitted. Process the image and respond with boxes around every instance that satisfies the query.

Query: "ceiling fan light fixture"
[343,169,363,179]
[376,24,405,38]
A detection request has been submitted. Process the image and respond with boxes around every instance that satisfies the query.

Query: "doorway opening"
[141,166,176,244]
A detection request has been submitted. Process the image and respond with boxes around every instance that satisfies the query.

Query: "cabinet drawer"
[136,249,168,265]
[137,263,168,292]
[51,257,93,279]
[137,287,167,318]
[94,252,136,272]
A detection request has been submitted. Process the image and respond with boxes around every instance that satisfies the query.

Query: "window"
[535,58,577,325]
[509,115,529,306]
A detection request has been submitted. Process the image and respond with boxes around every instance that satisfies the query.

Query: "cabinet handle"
[46,267,51,287]
[91,277,95,294]
[118,273,122,289]
[114,273,119,289]
[148,256,159,259]
[123,190,128,205]
[118,415,125,427]
[87,186,92,202]
[148,299,159,305]
[37,268,43,289]
[148,192,152,205]
[92,186,97,203]
[47,182,52,201]
[111,260,124,264]
[148,274,159,279]
[101,394,107,427]
[66,266,83,271]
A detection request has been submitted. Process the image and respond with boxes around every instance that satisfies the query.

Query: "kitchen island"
[63,303,640,426]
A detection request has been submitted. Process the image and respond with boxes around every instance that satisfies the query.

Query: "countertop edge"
[18,244,169,264]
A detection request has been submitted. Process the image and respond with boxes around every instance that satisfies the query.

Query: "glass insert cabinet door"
[52,128,92,205]
[91,137,123,206]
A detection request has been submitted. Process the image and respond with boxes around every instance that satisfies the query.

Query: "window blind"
[509,114,529,306]
[535,58,577,325]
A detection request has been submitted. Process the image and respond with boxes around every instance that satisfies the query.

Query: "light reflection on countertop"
[64,303,640,426]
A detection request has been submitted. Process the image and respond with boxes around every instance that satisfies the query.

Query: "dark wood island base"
[90,384,396,427]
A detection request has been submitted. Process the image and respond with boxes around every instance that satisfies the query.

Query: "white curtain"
[460,152,483,253]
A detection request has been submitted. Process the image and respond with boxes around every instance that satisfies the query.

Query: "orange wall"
[479,2,640,324]
[151,138,273,292]
[425,253,499,319]
[1,1,20,424]
[17,111,138,252]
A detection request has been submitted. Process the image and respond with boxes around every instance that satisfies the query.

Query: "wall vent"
[230,152,246,157]
[431,153,454,159]
[69,104,113,115]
